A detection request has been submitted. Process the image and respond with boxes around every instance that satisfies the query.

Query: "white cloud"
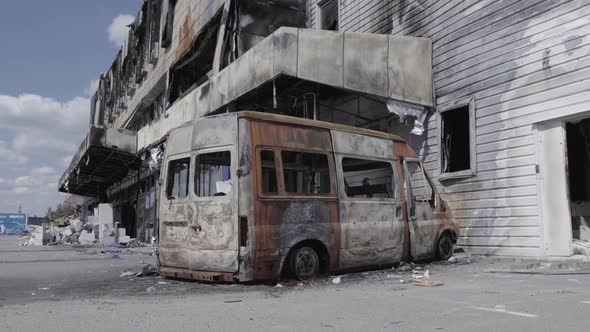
[0,140,28,166]
[0,94,89,215]
[107,14,135,47]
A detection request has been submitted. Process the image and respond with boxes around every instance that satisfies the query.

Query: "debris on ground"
[412,269,444,287]
[331,276,341,284]
[275,284,284,288]
[573,240,590,256]
[146,286,156,293]
[120,271,136,278]
[396,262,414,272]
[137,264,159,277]
[448,256,457,263]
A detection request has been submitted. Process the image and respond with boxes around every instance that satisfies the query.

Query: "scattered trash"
[111,254,121,259]
[31,293,36,296]
[157,281,168,285]
[146,286,156,293]
[412,269,443,287]
[573,240,590,256]
[38,287,50,290]
[101,249,121,254]
[275,284,284,288]
[120,271,136,277]
[331,276,341,284]
[297,283,304,287]
[448,256,457,263]
[399,280,406,284]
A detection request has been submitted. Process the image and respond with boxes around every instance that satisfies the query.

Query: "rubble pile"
[22,204,140,247]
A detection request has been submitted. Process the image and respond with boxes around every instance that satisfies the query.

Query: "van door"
[159,153,192,269]
[403,158,438,260]
[336,155,405,268]
[188,147,239,272]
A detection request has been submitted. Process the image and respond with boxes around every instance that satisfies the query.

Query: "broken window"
[440,98,476,177]
[167,11,222,106]
[161,0,177,49]
[166,158,190,199]
[342,158,395,199]
[319,0,339,31]
[195,151,232,197]
[282,151,331,194]
[260,150,278,194]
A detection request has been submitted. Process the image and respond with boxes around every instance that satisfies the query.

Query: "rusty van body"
[158,111,459,282]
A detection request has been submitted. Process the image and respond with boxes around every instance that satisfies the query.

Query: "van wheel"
[289,246,320,281]
[437,233,454,260]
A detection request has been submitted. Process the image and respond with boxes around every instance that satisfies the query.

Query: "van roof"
[236,111,405,142]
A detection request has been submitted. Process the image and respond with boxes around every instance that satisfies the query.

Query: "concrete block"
[119,236,132,244]
[273,27,298,77]
[298,29,343,88]
[250,35,274,89]
[87,216,99,225]
[388,36,434,107]
[228,50,251,102]
[343,32,389,97]
[209,67,229,112]
[194,81,211,119]
[98,203,114,226]
[79,230,96,244]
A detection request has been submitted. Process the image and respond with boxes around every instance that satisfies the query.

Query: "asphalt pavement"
[1,235,590,331]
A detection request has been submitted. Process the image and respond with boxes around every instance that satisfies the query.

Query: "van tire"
[437,233,454,260]
[288,246,320,281]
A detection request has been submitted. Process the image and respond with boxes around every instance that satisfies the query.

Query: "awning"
[59,126,141,198]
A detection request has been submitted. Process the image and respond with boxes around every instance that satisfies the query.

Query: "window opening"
[282,151,331,194]
[342,158,395,199]
[195,151,232,197]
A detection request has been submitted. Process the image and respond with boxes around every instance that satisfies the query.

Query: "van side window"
[282,151,331,194]
[195,151,232,197]
[405,161,434,204]
[166,158,190,199]
[341,158,395,199]
[260,150,278,193]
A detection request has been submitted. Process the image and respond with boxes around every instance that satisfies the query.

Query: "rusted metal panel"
[175,6,195,61]
[393,140,418,158]
[237,117,255,281]
[331,130,396,160]
[249,119,341,280]
[160,267,235,282]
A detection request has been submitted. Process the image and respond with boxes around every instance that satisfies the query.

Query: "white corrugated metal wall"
[307,0,590,256]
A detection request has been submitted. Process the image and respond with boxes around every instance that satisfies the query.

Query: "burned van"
[158,111,458,282]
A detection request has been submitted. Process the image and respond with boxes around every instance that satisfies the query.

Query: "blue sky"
[0,1,141,216]
[0,1,140,100]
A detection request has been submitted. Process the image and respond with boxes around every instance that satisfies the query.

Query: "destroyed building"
[60,0,590,256]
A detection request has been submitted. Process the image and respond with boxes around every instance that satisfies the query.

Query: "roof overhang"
[59,126,141,198]
[137,28,434,151]
[194,27,433,117]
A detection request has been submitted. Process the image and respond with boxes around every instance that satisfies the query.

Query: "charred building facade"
[61,0,590,257]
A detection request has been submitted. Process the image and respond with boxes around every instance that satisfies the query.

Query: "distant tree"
[44,203,78,223]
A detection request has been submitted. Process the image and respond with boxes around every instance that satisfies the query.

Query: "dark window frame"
[165,157,190,200]
[318,0,339,31]
[438,96,477,181]
[259,149,279,195]
[340,156,398,200]
[193,150,233,198]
